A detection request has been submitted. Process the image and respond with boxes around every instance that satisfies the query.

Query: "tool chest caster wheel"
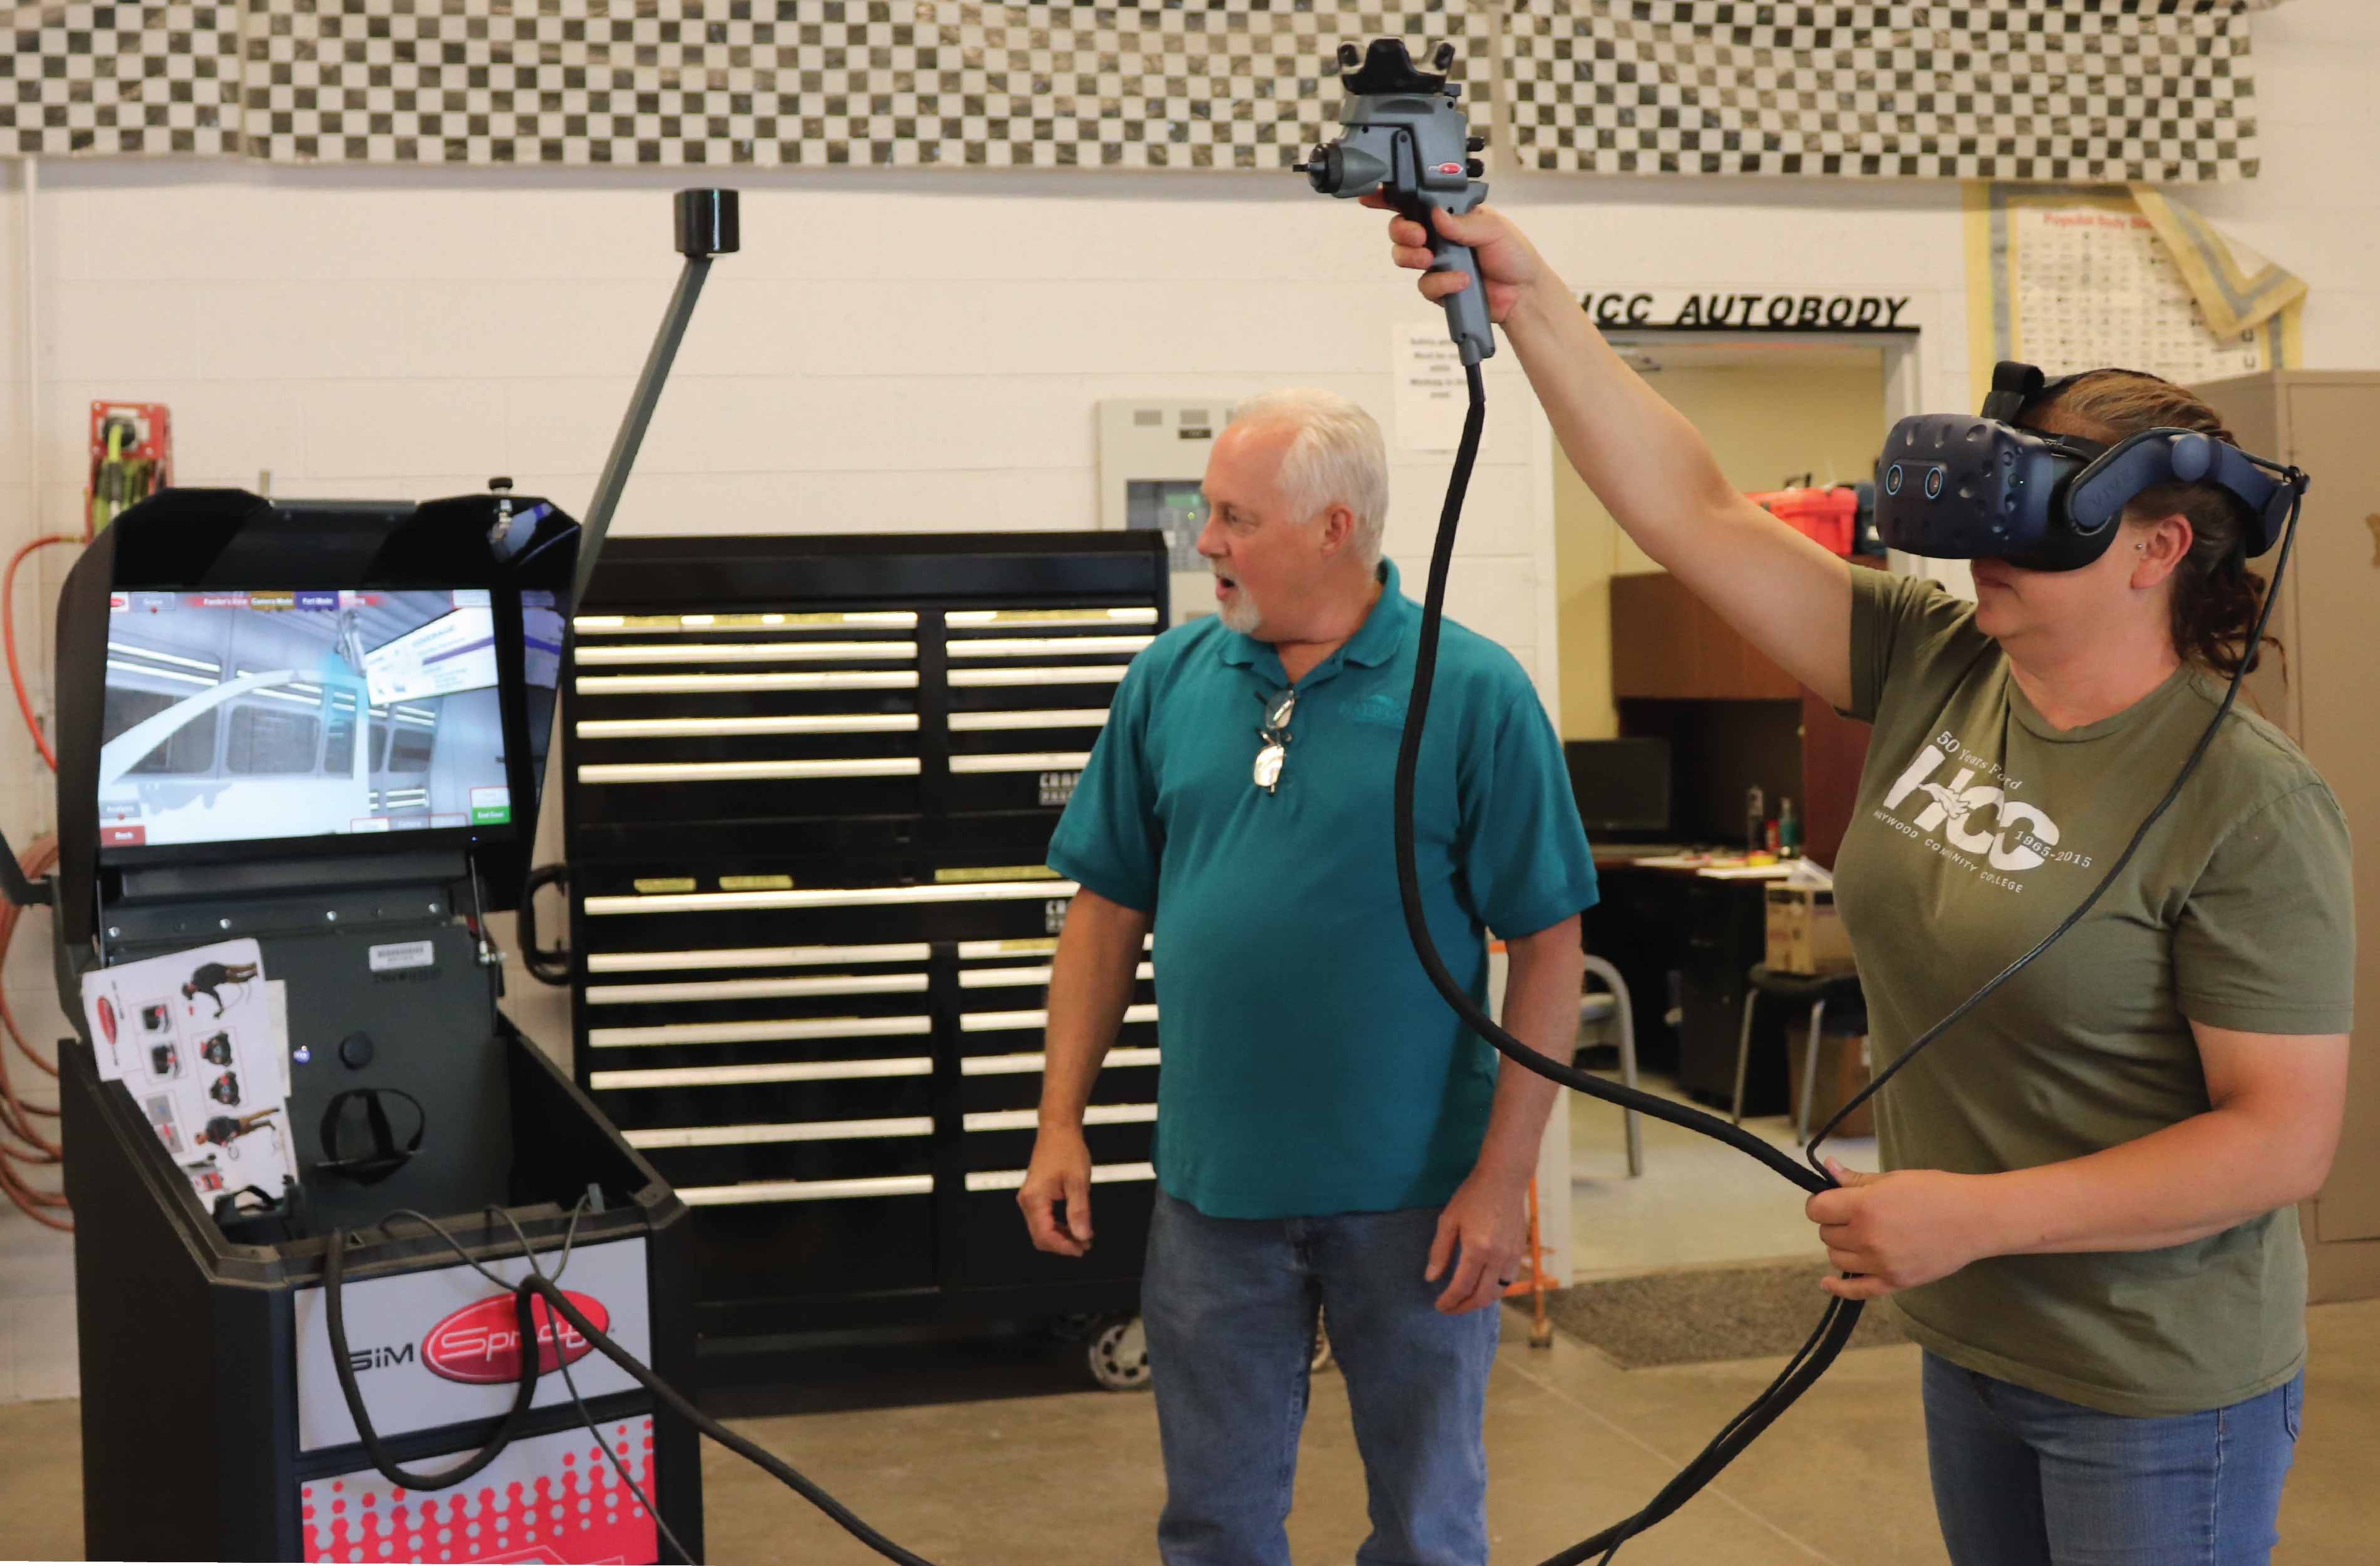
[1089,1313,1152,1391]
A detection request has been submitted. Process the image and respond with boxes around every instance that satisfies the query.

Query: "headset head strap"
[1982,361,2047,423]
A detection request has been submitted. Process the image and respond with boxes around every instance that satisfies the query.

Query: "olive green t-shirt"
[1835,567,2355,1418]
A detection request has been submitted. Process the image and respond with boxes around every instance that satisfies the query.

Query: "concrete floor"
[0,1201,75,1404]
[1568,1068,1878,1281]
[5,1069,2369,1562]
[5,1298,2374,1564]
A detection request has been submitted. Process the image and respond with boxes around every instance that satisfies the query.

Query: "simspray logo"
[418,1290,609,1384]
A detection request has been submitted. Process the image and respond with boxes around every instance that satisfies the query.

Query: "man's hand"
[1022,889,1149,1258]
[1804,1160,1997,1302]
[1425,1168,1529,1315]
[1362,197,1548,327]
[1018,1127,1095,1258]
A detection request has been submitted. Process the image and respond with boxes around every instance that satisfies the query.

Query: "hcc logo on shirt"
[1881,736,2063,873]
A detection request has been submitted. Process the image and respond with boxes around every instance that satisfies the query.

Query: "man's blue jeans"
[1141,1187,1503,1566]
[1923,1350,2304,1566]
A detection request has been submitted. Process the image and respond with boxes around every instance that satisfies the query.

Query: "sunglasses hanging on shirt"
[1253,688,1296,794]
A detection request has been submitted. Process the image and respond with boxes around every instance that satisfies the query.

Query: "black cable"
[518,864,574,987]
[518,1274,943,1566]
[1803,472,2307,1176]
[323,1218,546,1491]
[1550,1297,1859,1566]
[1385,361,1828,1195]
[323,1195,679,1562]
[490,1200,694,1566]
[369,1206,527,1291]
[316,1086,427,1184]
[1392,361,1850,1563]
[357,1200,942,1565]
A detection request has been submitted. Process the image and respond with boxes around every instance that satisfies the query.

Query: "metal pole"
[572,189,739,607]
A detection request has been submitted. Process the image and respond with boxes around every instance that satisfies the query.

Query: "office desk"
[1584,855,1793,1113]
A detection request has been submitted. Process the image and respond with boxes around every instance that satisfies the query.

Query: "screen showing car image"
[98,589,514,851]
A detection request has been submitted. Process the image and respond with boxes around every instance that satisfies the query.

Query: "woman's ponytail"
[2022,370,2279,680]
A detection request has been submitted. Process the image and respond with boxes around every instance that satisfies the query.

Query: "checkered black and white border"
[4,3,241,157]
[234,0,1491,171]
[3,1,2264,182]
[241,0,765,169]
[933,2,1494,172]
[1499,1,2259,182]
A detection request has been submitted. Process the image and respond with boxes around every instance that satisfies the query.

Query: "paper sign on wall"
[1394,322,1469,453]
[1964,183,2302,400]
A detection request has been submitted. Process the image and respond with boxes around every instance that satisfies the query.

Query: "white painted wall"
[3,0,2377,1065]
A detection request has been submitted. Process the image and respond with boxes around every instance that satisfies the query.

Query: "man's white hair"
[1226,388,1390,569]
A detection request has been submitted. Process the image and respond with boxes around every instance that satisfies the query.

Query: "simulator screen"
[100,589,514,850]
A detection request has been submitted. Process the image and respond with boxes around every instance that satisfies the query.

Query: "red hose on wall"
[0,533,80,1228]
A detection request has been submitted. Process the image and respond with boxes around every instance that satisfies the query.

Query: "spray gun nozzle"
[1295,142,1341,192]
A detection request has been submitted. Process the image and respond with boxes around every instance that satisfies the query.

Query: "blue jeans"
[1922,1351,2304,1566]
[1141,1187,1503,1566]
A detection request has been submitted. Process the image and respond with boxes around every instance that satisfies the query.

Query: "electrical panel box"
[1096,398,1232,625]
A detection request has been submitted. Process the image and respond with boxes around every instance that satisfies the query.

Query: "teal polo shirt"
[1046,561,1599,1220]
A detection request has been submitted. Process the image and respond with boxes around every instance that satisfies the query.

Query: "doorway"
[1551,335,1895,1282]
[1553,337,1895,742]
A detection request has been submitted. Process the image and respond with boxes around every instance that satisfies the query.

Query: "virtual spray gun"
[1295,39,1495,365]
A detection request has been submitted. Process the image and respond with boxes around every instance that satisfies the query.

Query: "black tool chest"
[552,533,1169,1349]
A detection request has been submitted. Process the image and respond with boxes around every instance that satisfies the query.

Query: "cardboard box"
[1764,884,1856,975]
[1788,1030,1875,1140]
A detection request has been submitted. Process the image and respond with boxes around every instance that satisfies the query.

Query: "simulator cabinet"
[44,489,703,1563]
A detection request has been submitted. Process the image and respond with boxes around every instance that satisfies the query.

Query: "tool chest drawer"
[558,532,1167,1339]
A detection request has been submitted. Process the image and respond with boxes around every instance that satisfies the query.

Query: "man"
[1017,388,1596,1565]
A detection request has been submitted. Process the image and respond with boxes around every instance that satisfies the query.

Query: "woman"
[1377,201,2352,1566]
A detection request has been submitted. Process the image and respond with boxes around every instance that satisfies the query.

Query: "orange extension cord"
[0,531,81,1229]
[0,831,67,1230]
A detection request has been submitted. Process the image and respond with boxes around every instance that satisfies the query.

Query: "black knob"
[674,188,740,259]
[1465,159,1484,179]
[1433,42,1456,71]
[1467,135,1486,153]
[487,475,514,493]
[1337,43,1360,69]
[339,1031,375,1070]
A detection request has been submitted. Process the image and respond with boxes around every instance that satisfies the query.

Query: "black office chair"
[1729,964,1866,1146]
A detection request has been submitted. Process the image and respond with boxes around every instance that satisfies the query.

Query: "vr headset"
[1873,361,2306,572]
